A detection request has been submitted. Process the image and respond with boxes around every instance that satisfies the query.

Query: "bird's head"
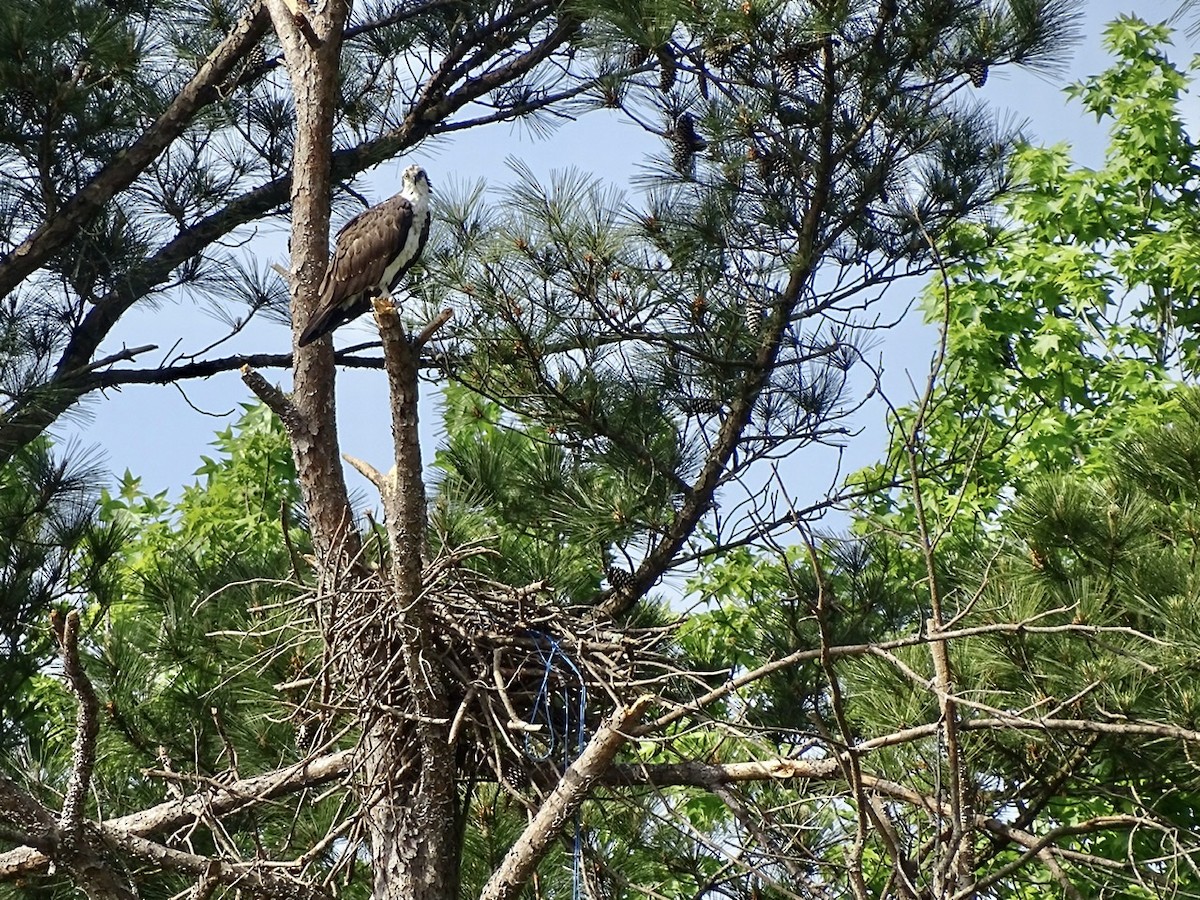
[402,165,431,199]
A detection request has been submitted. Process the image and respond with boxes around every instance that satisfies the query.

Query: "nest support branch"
[283,545,675,792]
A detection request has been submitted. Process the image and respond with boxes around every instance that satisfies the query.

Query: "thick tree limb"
[0,1,271,299]
[101,830,329,900]
[480,695,653,900]
[86,350,399,387]
[0,751,352,880]
[0,776,55,848]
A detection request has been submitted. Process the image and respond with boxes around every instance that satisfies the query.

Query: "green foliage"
[433,383,623,599]
[682,388,1200,896]
[0,405,346,899]
[0,438,124,745]
[854,16,1200,552]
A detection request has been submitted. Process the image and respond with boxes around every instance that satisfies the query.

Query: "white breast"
[379,184,430,292]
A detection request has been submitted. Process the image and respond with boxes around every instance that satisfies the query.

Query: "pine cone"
[778,52,800,91]
[672,138,695,177]
[756,150,778,184]
[707,41,735,69]
[625,43,651,69]
[680,397,724,415]
[657,45,677,93]
[670,113,706,177]
[606,566,636,590]
[965,58,988,88]
[744,294,764,333]
[676,112,706,150]
[248,44,267,69]
[13,89,38,121]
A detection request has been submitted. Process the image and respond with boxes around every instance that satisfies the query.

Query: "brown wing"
[297,195,415,346]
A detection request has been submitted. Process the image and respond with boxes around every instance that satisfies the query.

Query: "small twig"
[448,686,478,745]
[75,343,159,375]
[209,707,240,781]
[270,262,296,289]
[414,308,454,350]
[280,499,307,585]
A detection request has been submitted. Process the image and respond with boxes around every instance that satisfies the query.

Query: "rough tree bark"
[362,300,459,900]
[253,7,460,898]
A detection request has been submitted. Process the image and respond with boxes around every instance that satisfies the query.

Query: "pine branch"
[0,0,271,300]
[595,35,840,619]
[86,351,389,388]
[0,2,581,469]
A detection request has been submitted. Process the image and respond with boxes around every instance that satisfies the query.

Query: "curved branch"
[0,12,584,468]
[52,611,100,843]
[0,1,271,300]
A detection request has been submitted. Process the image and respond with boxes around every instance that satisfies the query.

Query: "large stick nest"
[289,542,682,795]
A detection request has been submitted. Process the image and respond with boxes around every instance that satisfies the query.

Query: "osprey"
[297,165,432,347]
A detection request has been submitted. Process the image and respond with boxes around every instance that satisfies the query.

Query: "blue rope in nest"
[525,630,588,900]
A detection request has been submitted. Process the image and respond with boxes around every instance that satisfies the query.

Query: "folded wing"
[297,195,416,347]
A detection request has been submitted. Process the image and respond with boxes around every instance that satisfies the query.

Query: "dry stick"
[342,453,386,490]
[101,830,329,900]
[800,535,870,900]
[640,617,1164,738]
[53,610,100,843]
[898,216,970,894]
[479,696,653,900]
[0,752,353,880]
[414,308,454,350]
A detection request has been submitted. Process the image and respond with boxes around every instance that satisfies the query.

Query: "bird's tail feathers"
[297,299,363,347]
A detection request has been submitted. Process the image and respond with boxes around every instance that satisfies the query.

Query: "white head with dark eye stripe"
[402,165,431,201]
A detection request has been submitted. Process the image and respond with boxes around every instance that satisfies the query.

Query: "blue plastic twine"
[525,630,588,899]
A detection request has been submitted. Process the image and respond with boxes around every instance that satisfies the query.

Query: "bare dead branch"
[480,695,653,900]
[51,610,100,843]
[240,365,304,435]
[342,454,387,491]
[0,752,353,880]
[413,308,454,350]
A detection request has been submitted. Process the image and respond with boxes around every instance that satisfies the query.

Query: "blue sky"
[76,2,1187,517]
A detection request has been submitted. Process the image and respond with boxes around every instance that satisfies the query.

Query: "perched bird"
[297,164,432,347]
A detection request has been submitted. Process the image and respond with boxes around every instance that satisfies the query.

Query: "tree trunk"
[368,300,459,900]
[265,9,458,898]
